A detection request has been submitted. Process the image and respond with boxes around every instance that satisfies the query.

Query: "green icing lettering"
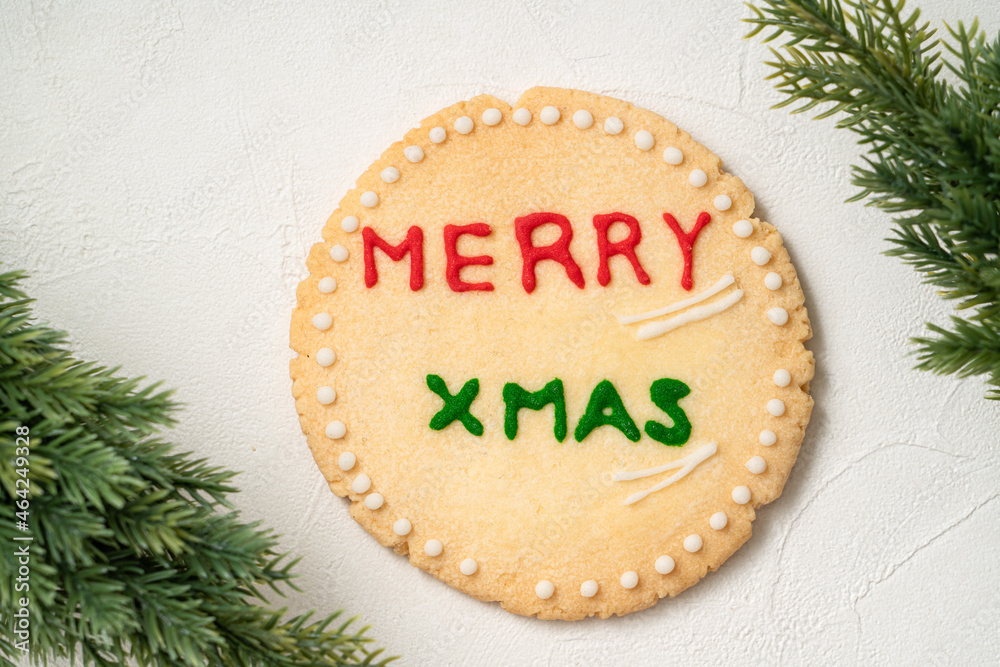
[573,379,640,442]
[503,379,567,442]
[426,374,483,436]
[644,378,692,446]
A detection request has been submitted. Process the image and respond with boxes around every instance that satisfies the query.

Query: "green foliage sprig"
[747,0,1000,399]
[0,270,393,666]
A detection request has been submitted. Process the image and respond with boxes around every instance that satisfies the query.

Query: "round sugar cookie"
[290,87,814,620]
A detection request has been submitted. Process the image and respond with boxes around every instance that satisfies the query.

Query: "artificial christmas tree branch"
[0,270,393,666]
[747,0,1000,399]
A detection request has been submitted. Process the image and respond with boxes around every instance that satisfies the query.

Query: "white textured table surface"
[3,1,1000,664]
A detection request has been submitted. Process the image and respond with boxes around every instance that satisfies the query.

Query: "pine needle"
[747,0,1000,399]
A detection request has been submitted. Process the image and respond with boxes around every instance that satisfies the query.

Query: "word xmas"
[426,375,692,446]
[362,210,713,293]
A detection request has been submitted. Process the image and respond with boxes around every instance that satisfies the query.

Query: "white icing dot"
[312,312,332,331]
[351,473,370,494]
[710,511,728,530]
[767,399,786,417]
[634,130,655,151]
[536,580,555,599]
[746,456,767,474]
[364,493,384,510]
[580,580,598,598]
[572,109,593,129]
[460,558,478,575]
[604,116,624,135]
[337,451,355,471]
[454,116,474,134]
[318,277,337,293]
[655,555,675,574]
[512,108,532,126]
[341,216,359,233]
[759,429,777,446]
[315,347,336,367]
[689,169,708,187]
[751,246,772,265]
[663,147,683,165]
[714,195,732,211]
[424,539,443,557]
[482,108,502,126]
[317,386,337,405]
[620,571,639,589]
[540,106,561,125]
[330,245,349,262]
[326,420,346,440]
[429,126,446,143]
[773,369,792,387]
[393,518,411,536]
[768,307,789,326]
[732,486,752,505]
[360,191,379,208]
[380,167,399,184]
[765,272,783,290]
[404,145,424,163]
[683,534,703,553]
[732,219,753,238]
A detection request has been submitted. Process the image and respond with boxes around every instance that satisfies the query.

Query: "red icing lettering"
[662,212,711,291]
[514,212,585,294]
[362,225,424,290]
[444,223,494,292]
[592,212,651,286]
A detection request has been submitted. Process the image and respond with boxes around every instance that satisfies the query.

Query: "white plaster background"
[2,0,999,664]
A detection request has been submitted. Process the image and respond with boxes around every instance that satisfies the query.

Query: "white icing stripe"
[617,274,735,325]
[616,441,717,505]
[636,289,743,341]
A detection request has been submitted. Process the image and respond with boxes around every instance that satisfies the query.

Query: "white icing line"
[616,441,717,505]
[636,289,743,341]
[617,274,735,325]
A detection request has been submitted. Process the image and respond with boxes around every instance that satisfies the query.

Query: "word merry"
[425,375,692,446]
[363,210,713,294]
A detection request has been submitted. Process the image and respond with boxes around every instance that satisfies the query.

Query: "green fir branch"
[0,270,395,666]
[747,0,1000,399]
